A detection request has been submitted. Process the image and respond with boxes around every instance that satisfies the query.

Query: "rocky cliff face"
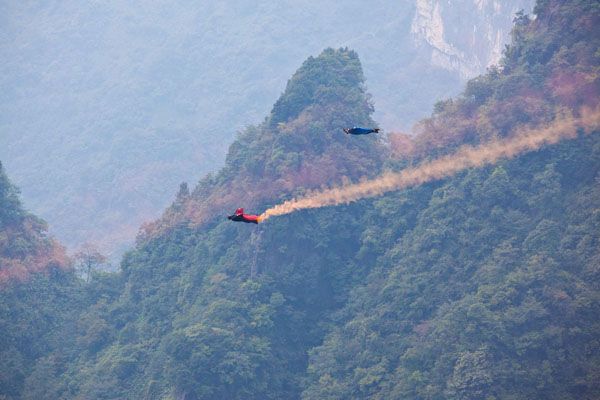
[411,0,532,78]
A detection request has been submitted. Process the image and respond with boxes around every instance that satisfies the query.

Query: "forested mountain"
[0,162,80,398]
[0,162,68,285]
[0,0,532,260]
[303,1,600,398]
[2,0,599,399]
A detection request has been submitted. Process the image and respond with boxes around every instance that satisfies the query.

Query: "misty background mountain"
[0,0,532,259]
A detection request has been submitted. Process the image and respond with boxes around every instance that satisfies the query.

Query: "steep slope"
[0,162,68,284]
[0,162,82,400]
[304,1,600,398]
[0,0,532,259]
[411,0,528,79]
[304,138,600,399]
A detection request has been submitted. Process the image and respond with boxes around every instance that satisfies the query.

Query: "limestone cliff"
[411,0,533,78]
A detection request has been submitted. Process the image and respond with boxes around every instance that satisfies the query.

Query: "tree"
[74,243,107,283]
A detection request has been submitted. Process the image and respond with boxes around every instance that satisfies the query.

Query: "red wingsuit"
[227,208,261,224]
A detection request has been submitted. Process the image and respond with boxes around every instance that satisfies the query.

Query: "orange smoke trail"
[261,107,600,221]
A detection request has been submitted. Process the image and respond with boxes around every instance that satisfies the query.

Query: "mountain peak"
[270,48,369,126]
[140,48,384,239]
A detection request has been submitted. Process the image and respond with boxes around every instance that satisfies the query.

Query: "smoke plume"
[261,107,600,221]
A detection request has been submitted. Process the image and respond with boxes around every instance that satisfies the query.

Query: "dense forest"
[1,0,599,399]
[0,162,78,398]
